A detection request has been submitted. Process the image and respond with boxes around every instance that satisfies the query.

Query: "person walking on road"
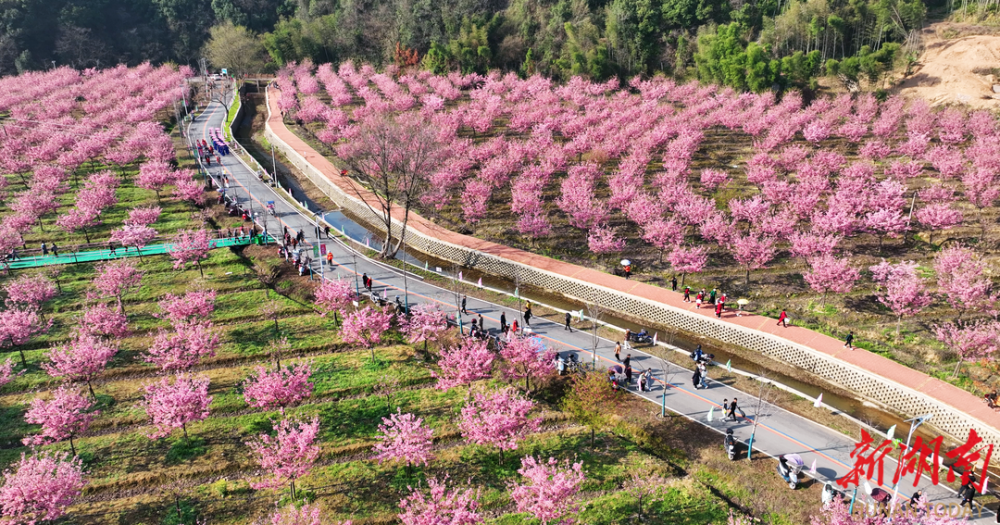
[715,301,723,318]
[523,304,532,326]
[325,252,333,266]
[727,398,739,421]
[461,296,468,314]
[614,341,621,362]
[478,313,484,331]
[623,354,632,385]
[564,311,572,331]
[500,312,507,333]
[777,310,788,327]
[844,331,854,350]
[683,286,690,302]
[959,474,977,510]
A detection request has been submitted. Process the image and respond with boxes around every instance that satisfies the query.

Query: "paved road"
[191,99,994,522]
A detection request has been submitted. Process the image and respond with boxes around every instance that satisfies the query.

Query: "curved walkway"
[224,95,996,519]
[263,89,1000,436]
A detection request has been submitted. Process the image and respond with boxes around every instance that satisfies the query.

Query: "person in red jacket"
[777,310,788,327]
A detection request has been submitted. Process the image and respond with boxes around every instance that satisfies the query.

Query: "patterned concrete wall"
[263,90,1000,450]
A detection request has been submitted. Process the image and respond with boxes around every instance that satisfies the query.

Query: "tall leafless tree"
[338,111,446,259]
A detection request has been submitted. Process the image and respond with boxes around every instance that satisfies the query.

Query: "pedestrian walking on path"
[523,304,532,326]
[41,242,47,256]
[671,276,677,291]
[461,296,468,314]
[683,286,690,302]
[715,302,723,318]
[478,313,484,331]
[564,311,572,331]
[51,243,58,257]
[695,291,703,309]
[777,310,788,327]
[727,398,739,421]
[623,354,632,385]
[709,288,717,304]
[500,312,507,332]
[844,331,854,350]
[615,341,621,362]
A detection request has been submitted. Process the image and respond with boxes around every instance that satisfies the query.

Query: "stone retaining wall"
[262,89,1000,451]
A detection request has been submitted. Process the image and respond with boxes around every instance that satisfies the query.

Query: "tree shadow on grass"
[165,436,208,465]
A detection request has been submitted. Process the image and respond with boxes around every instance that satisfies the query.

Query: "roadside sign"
[320,244,327,255]
[221,68,228,76]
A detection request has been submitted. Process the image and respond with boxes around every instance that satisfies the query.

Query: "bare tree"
[374,373,401,412]
[339,111,445,259]
[746,368,781,460]
[585,298,605,369]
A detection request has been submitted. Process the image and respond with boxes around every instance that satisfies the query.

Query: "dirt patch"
[895,22,1000,107]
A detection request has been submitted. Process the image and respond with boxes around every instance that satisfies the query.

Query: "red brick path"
[266,89,1000,432]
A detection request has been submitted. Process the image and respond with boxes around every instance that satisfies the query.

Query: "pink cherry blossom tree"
[667,245,708,287]
[126,206,162,227]
[400,303,448,352]
[642,219,684,263]
[168,229,215,277]
[432,339,494,390]
[373,409,434,474]
[313,279,355,325]
[500,333,555,392]
[510,455,586,525]
[0,307,51,368]
[55,207,101,243]
[731,233,776,285]
[803,255,860,306]
[248,416,321,499]
[398,476,481,525]
[23,386,97,455]
[459,386,540,464]
[270,503,350,525]
[156,290,217,323]
[144,320,219,371]
[0,451,87,525]
[934,246,992,321]
[43,334,118,398]
[136,161,175,200]
[143,374,213,440]
[341,307,393,362]
[0,357,21,388]
[869,260,934,338]
[92,259,143,314]
[243,361,314,409]
[935,321,1000,377]
[4,274,58,312]
[915,204,962,245]
[109,224,157,260]
[587,225,626,268]
[79,303,129,339]
[173,177,206,205]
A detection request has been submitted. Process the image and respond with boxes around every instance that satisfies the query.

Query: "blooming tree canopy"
[459,387,540,463]
[92,259,143,314]
[248,416,321,499]
[398,476,481,525]
[43,333,117,399]
[243,361,314,409]
[22,386,97,455]
[432,340,494,390]
[499,333,555,391]
[869,260,934,337]
[0,451,87,525]
[143,374,212,439]
[510,456,586,525]
[167,229,215,277]
[373,409,434,469]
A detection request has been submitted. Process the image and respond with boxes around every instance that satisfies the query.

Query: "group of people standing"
[682,287,728,318]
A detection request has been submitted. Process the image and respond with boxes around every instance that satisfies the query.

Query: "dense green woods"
[0,0,931,91]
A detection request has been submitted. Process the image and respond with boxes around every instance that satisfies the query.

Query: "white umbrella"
[620,259,631,266]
